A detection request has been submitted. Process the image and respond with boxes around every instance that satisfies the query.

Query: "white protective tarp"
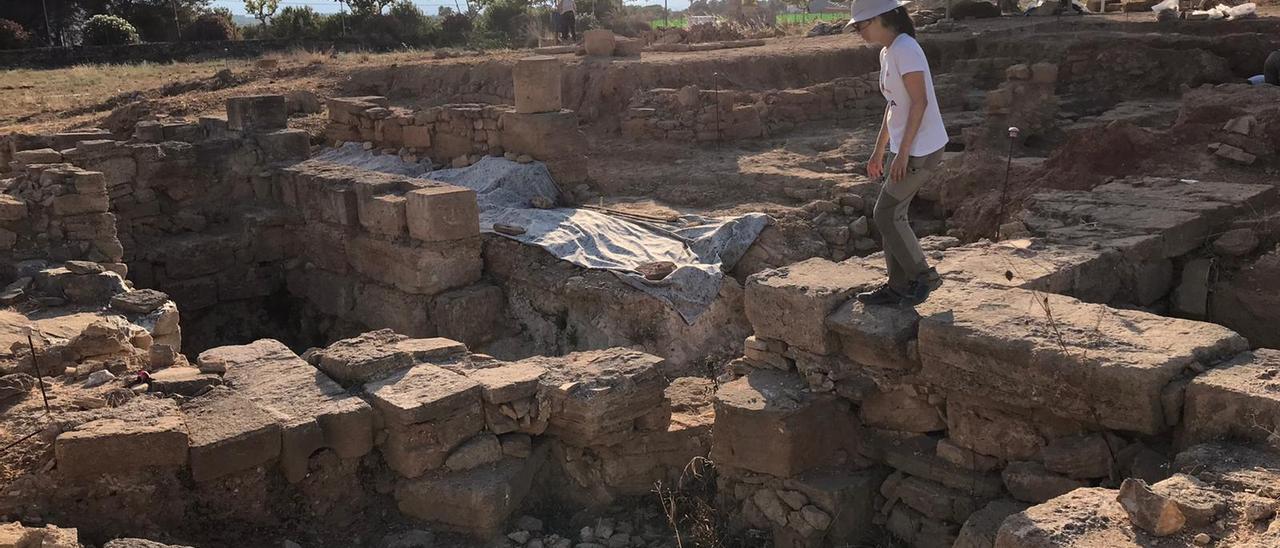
[313,144,769,324]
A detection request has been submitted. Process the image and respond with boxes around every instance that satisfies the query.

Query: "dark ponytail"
[879,7,916,38]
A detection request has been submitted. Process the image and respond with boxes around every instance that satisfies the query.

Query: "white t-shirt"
[879,34,948,157]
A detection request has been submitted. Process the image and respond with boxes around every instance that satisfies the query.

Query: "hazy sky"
[211,0,695,15]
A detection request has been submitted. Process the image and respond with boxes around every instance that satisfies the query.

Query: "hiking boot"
[921,267,943,291]
[901,273,940,307]
[856,284,904,306]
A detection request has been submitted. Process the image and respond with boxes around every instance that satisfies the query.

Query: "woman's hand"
[889,153,909,183]
[867,153,885,179]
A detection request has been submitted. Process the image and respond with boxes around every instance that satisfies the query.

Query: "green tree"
[244,0,280,25]
[95,0,211,42]
[82,13,140,45]
[271,6,323,39]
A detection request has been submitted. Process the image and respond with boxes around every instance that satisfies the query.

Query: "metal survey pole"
[25,327,52,416]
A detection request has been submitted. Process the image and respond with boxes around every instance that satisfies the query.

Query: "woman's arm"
[889,70,929,182]
[868,104,891,179]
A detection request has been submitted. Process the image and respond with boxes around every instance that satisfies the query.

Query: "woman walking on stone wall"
[847,0,948,307]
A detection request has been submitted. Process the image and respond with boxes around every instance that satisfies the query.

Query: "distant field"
[650,12,846,29]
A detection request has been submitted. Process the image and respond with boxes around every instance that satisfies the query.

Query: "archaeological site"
[2,6,1280,548]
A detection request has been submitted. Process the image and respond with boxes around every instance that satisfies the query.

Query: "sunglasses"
[853,19,875,32]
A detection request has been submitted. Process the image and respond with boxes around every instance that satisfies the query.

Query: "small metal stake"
[25,326,52,415]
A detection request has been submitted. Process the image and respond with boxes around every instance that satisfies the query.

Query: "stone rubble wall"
[714,175,1280,547]
[324,97,589,185]
[621,75,884,143]
[4,332,712,545]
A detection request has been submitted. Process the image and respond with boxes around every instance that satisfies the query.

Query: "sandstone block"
[826,298,919,370]
[182,386,282,482]
[208,339,374,482]
[147,367,223,397]
[345,234,482,295]
[464,362,546,404]
[525,348,667,447]
[110,289,169,314]
[498,110,584,161]
[862,431,1004,498]
[256,129,310,162]
[945,398,1047,462]
[1151,473,1227,527]
[1182,349,1280,448]
[395,450,547,538]
[226,95,287,132]
[712,369,857,478]
[859,387,944,433]
[513,56,563,114]
[364,360,481,424]
[12,148,62,164]
[936,438,1002,473]
[351,283,436,338]
[404,185,479,243]
[886,504,959,548]
[1002,461,1087,503]
[1041,433,1115,479]
[920,285,1248,435]
[431,284,505,348]
[445,433,503,471]
[382,405,485,477]
[746,258,881,355]
[55,398,189,477]
[403,125,432,148]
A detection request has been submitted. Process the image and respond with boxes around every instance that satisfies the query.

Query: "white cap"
[845,0,911,26]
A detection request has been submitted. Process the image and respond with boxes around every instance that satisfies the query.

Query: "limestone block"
[55,398,189,477]
[395,449,547,538]
[431,283,505,347]
[886,504,959,548]
[256,129,309,162]
[405,185,480,242]
[919,285,1248,435]
[513,56,563,114]
[182,386,282,482]
[1117,478,1185,536]
[11,148,62,164]
[403,125,432,148]
[614,37,643,57]
[712,369,857,478]
[1002,461,1087,503]
[147,367,223,397]
[345,234,482,296]
[314,329,466,386]
[445,433,503,471]
[209,339,375,482]
[365,363,482,426]
[746,258,881,355]
[226,95,287,132]
[1151,474,1227,527]
[51,191,109,216]
[498,110,584,161]
[382,406,485,477]
[584,29,616,57]
[1182,349,1280,448]
[527,348,667,447]
[862,431,1004,497]
[351,283,436,338]
[893,474,989,524]
[859,387,944,433]
[827,298,919,370]
[464,361,546,404]
[110,289,169,314]
[1040,433,1115,479]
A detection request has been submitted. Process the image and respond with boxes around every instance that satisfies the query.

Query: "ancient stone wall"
[325,97,589,184]
[621,75,883,143]
[712,174,1280,547]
